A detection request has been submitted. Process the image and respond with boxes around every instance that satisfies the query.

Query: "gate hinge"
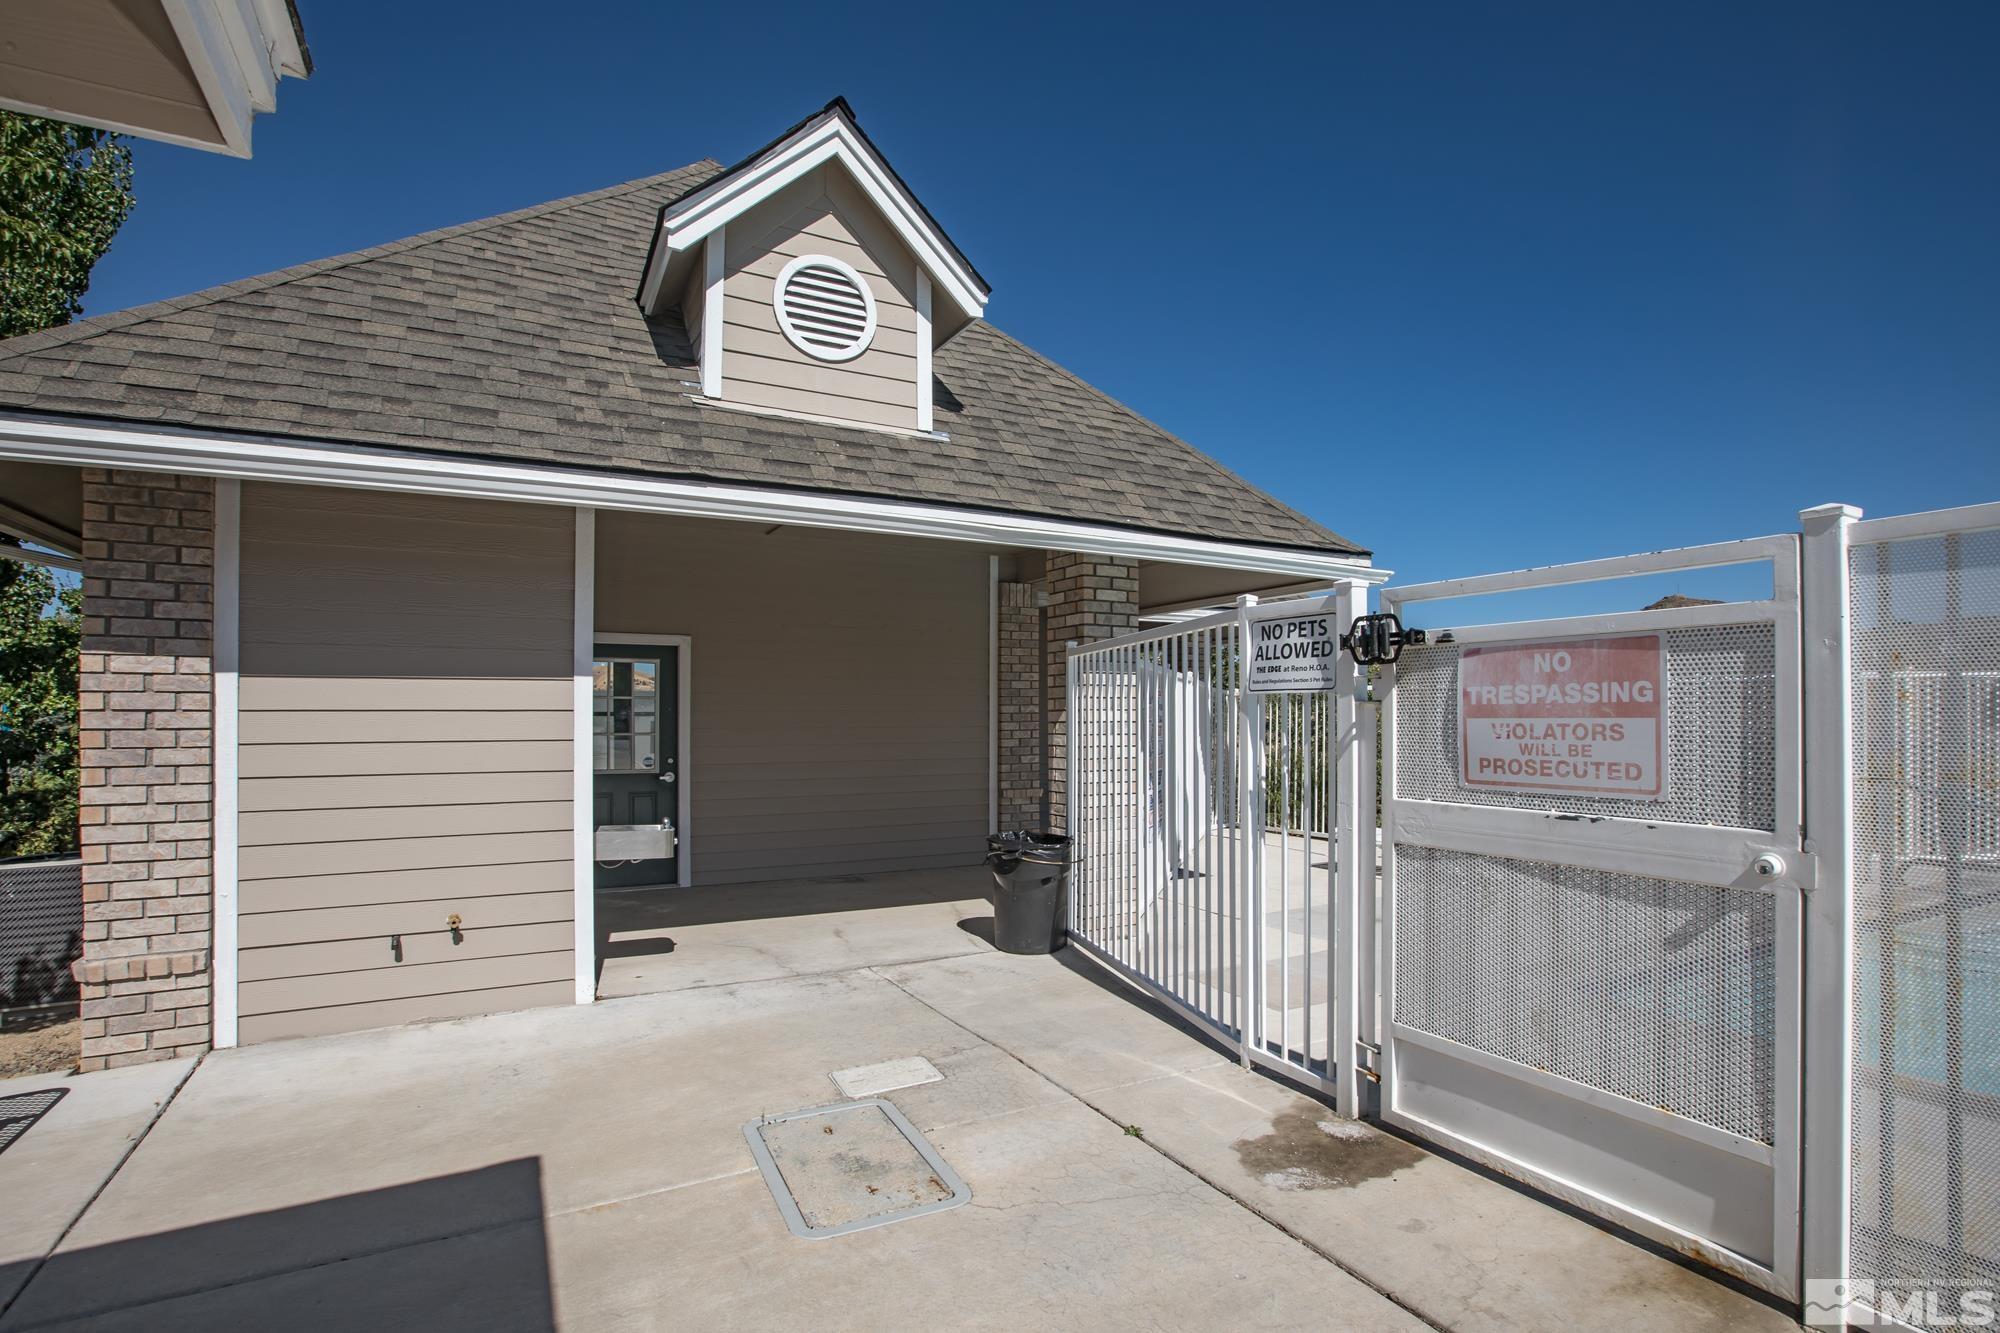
[1355,1038,1384,1083]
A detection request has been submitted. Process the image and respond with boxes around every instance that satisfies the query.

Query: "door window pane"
[593,654,666,773]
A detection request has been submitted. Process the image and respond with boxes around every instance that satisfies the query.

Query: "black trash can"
[985,832,1073,955]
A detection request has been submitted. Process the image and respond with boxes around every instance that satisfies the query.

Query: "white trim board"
[699,234,725,400]
[914,272,934,433]
[0,0,310,158]
[212,479,241,1047]
[572,509,596,1004]
[684,393,948,442]
[0,544,81,574]
[0,498,81,555]
[0,414,1384,584]
[593,631,694,890]
[987,555,998,835]
[640,108,988,326]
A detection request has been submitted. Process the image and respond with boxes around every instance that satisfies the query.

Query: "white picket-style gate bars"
[1064,497,2000,1326]
[1066,589,1374,1114]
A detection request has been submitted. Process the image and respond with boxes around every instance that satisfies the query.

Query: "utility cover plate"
[744,1098,969,1239]
[829,1055,943,1099]
[0,1088,67,1157]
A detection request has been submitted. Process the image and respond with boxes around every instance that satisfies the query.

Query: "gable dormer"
[637,99,988,435]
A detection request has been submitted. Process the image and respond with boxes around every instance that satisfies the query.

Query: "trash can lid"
[987,831,1072,849]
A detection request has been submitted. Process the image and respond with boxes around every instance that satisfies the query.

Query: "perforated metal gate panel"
[1849,525,2000,1323]
[1394,844,1777,1143]
[1392,624,1784,1147]
[1394,623,1779,831]
[1381,536,1802,1298]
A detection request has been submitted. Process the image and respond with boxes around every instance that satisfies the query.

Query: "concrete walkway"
[0,872,1801,1331]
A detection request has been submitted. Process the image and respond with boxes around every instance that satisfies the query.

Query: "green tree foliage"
[0,554,81,856]
[0,111,135,338]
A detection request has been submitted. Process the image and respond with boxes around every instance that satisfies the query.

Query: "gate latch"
[1342,613,1426,665]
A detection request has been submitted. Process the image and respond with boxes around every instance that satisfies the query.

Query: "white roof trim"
[641,112,989,325]
[161,0,309,156]
[0,413,1384,584]
[2,0,310,158]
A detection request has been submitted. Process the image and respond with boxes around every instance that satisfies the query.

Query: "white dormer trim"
[914,272,933,433]
[700,233,725,398]
[640,110,988,327]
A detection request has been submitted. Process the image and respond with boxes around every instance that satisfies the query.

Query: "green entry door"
[592,644,679,889]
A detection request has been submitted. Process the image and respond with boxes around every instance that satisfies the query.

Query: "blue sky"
[80,1,1999,607]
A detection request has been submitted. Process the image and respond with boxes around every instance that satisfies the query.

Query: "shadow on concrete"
[0,1159,556,1332]
[598,933,676,961]
[1049,938,1253,1069]
[597,868,986,933]
[950,918,1247,1070]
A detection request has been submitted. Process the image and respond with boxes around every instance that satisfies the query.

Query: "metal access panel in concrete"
[744,1099,969,1239]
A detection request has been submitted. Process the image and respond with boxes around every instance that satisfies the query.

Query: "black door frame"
[592,632,690,889]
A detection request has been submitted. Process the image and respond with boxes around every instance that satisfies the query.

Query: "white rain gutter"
[0,414,1387,582]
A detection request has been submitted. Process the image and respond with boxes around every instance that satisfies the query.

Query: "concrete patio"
[0,868,1800,1331]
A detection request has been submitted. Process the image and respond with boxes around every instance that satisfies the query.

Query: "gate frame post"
[1332,579,1369,1117]
[1235,594,1261,1069]
[1800,502,1861,1328]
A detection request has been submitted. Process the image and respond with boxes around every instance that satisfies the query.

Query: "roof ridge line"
[966,322,1365,556]
[0,159,725,365]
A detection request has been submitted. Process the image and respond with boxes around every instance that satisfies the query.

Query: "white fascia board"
[214,1,279,113]
[0,413,1385,584]
[162,0,257,157]
[0,544,82,574]
[642,117,988,325]
[0,96,245,158]
[0,0,305,158]
[251,0,311,80]
[0,498,81,555]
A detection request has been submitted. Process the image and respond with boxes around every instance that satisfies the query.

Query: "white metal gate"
[1377,536,1806,1299]
[1822,502,2000,1331]
[1065,501,2000,1322]
[1066,590,1371,1111]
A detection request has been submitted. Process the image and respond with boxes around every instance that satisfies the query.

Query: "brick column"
[73,470,215,1070]
[997,582,1042,830]
[1044,552,1137,834]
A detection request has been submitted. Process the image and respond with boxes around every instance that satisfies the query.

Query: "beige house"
[0,99,1374,1066]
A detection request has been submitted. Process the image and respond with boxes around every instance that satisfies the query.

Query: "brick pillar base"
[997,582,1042,830]
[74,470,216,1070]
[1044,553,1137,834]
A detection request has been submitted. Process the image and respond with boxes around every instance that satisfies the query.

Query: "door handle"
[660,773,676,783]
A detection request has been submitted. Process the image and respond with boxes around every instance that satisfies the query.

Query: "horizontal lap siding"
[596,512,987,886]
[236,483,574,1043]
[720,165,921,431]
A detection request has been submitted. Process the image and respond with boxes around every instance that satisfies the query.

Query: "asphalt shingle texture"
[0,161,1362,556]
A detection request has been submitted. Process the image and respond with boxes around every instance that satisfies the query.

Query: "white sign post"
[1246,610,1340,694]
[1457,633,1666,799]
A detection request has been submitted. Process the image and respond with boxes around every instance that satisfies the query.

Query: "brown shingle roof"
[0,160,1363,556]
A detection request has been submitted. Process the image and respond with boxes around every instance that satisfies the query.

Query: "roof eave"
[0,0,312,158]
[0,410,1383,583]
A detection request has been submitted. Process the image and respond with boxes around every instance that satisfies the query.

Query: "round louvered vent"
[773,255,879,362]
